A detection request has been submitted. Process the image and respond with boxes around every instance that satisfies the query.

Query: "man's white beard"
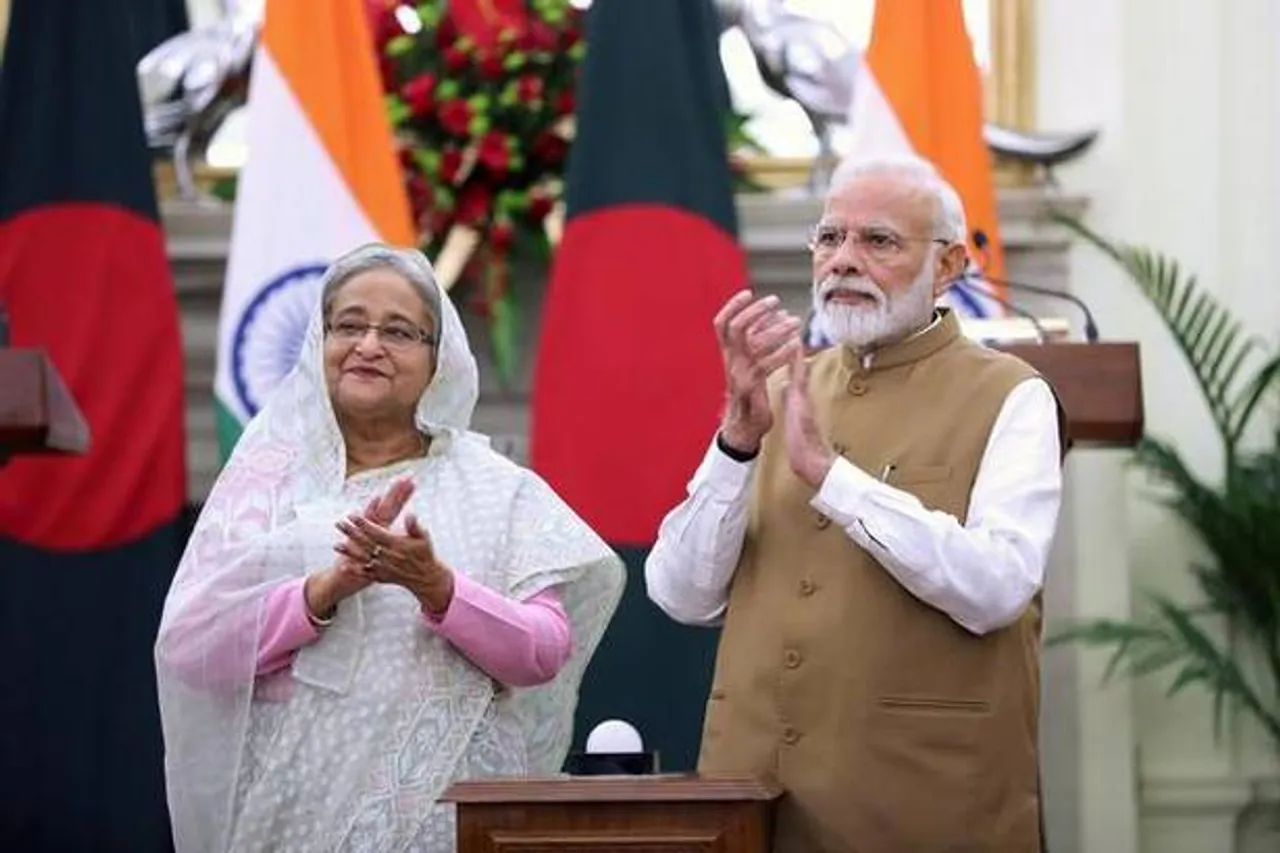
[812,261,937,349]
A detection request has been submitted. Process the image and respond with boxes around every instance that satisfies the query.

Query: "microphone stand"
[950,275,1049,344]
[971,231,1100,342]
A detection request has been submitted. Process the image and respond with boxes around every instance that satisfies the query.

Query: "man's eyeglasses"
[808,224,951,262]
[325,319,436,349]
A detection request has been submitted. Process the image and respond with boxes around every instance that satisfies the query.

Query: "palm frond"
[1048,618,1172,681]
[1051,214,1279,455]
[1227,353,1280,449]
[1045,212,1280,750]
[1141,439,1280,592]
[1153,595,1280,742]
[1048,595,1280,743]
[1134,436,1280,688]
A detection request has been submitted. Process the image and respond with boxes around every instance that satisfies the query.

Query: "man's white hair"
[828,154,968,244]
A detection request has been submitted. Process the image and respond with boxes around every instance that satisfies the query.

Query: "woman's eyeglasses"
[324,319,436,349]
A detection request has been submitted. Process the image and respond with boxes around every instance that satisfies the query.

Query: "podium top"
[440,774,783,805]
[0,349,90,456]
[994,341,1144,447]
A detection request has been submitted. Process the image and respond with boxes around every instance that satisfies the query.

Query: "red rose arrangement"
[366,0,583,379]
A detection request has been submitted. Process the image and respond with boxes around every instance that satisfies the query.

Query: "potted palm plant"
[1047,216,1280,839]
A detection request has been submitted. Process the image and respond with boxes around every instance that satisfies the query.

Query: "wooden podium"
[0,349,90,463]
[441,774,782,852]
[996,341,1144,447]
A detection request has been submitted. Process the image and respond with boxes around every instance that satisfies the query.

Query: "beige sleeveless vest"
[698,310,1055,853]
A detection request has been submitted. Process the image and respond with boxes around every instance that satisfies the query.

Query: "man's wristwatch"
[716,432,760,463]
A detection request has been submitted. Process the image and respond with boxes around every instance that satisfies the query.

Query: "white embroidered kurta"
[155,250,623,853]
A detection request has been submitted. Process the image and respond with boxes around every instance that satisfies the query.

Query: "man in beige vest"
[646,154,1064,852]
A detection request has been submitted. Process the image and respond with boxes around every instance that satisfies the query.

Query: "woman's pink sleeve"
[422,575,572,687]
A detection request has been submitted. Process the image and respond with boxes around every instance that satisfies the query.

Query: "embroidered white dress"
[155,252,623,853]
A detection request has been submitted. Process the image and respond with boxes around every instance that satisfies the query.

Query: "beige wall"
[1038,0,1280,849]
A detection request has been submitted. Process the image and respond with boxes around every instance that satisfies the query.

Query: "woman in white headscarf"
[155,244,624,852]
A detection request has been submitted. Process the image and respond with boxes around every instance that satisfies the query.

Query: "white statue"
[137,0,259,200]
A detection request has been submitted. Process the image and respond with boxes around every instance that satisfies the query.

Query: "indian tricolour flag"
[836,0,1006,318]
[215,0,414,457]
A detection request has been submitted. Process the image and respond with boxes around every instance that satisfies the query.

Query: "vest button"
[784,649,802,668]
[782,727,800,745]
[848,380,868,396]
[799,579,816,597]
[815,513,831,529]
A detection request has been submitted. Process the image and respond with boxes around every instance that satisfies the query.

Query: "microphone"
[564,719,659,775]
[949,272,1049,344]
[972,229,1100,342]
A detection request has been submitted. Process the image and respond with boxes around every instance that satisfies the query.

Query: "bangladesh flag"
[0,1,188,849]
[530,0,746,770]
